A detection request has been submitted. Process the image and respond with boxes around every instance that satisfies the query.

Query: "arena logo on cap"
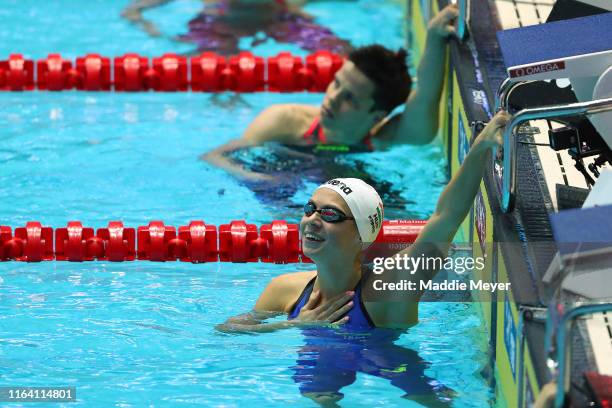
[325,179,353,195]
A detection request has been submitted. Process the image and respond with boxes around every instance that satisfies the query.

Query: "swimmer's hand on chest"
[292,290,354,327]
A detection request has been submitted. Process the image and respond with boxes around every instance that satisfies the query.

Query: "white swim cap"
[316,178,384,244]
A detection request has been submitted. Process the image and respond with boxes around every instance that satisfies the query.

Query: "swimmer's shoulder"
[282,104,320,144]
[246,104,318,144]
[254,270,317,314]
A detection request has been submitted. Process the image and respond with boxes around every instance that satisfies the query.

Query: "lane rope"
[0,51,344,93]
[0,219,427,263]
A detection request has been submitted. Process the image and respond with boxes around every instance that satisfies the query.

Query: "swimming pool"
[1,1,498,406]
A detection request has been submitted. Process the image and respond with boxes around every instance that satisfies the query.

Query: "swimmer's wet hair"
[348,45,411,113]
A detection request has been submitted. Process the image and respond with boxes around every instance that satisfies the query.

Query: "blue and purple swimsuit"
[179,1,352,55]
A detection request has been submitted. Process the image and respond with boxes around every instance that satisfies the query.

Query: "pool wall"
[408,0,545,406]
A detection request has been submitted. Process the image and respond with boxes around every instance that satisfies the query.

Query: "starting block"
[497,12,612,81]
[497,11,612,151]
[494,12,612,213]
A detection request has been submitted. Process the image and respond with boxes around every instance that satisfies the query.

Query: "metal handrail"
[553,303,612,408]
[495,77,515,111]
[497,97,612,212]
[495,77,537,112]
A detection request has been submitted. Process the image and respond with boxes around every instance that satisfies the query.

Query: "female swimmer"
[218,110,511,331]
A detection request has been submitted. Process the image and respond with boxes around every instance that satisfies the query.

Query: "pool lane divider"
[0,220,426,263]
[0,51,344,93]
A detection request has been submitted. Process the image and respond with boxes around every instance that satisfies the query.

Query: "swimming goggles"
[304,201,355,223]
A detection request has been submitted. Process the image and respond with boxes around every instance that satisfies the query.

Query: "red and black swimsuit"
[301,118,375,153]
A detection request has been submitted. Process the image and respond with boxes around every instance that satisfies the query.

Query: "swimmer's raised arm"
[410,111,509,280]
[388,4,459,146]
[375,111,510,325]
[421,110,510,246]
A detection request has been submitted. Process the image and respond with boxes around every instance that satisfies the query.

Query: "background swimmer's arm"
[380,5,459,147]
[200,139,277,182]
[200,105,296,182]
[121,0,172,37]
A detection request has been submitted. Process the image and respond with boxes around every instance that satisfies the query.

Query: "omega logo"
[509,61,565,78]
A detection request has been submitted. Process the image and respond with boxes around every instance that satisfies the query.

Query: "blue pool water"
[0,0,406,58]
[1,1,498,407]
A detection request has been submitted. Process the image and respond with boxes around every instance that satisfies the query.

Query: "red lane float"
[268,52,306,92]
[228,52,265,92]
[0,220,425,263]
[177,221,218,263]
[219,220,259,262]
[114,54,149,91]
[97,221,136,261]
[55,222,96,261]
[75,54,111,91]
[260,221,300,263]
[137,221,177,261]
[191,52,227,92]
[151,53,188,92]
[378,220,428,243]
[1,226,18,260]
[13,222,54,262]
[364,220,429,261]
[306,51,343,92]
[37,54,74,91]
[0,54,35,91]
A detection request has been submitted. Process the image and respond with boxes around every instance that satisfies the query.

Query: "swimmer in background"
[217,111,510,405]
[202,4,460,182]
[121,0,352,55]
[234,140,416,220]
